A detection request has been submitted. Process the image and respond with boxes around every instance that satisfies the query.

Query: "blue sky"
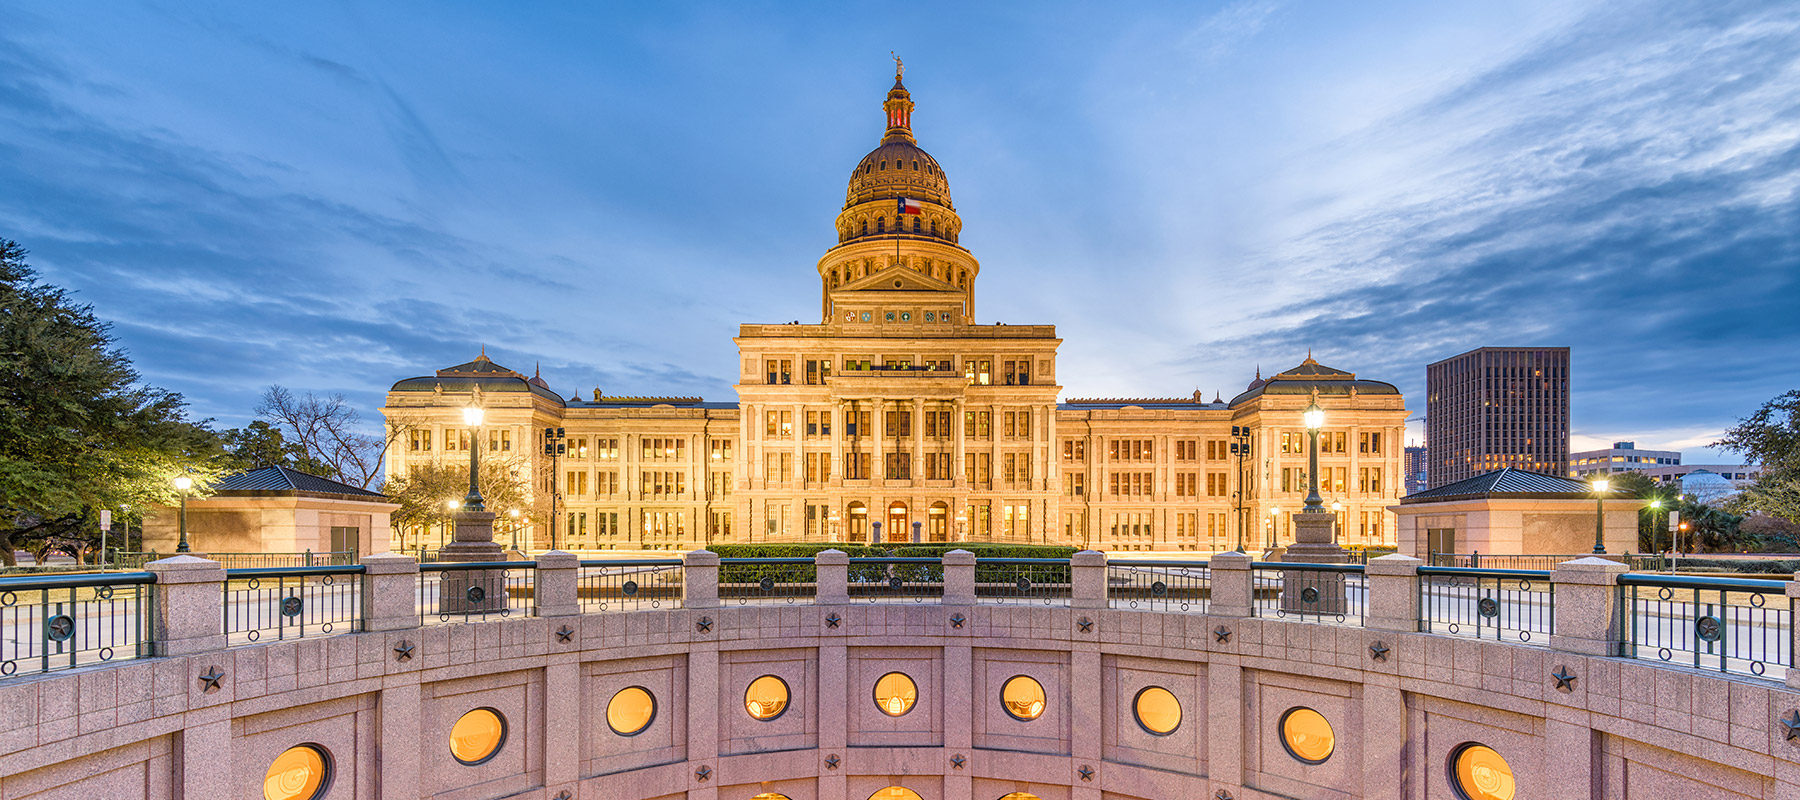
[2,1,1796,462]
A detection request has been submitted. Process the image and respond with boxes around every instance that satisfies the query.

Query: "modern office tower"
[1404,444,1428,495]
[1569,441,1681,479]
[1425,347,1569,489]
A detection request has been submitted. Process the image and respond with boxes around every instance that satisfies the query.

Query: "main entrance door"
[927,502,949,542]
[847,502,868,542]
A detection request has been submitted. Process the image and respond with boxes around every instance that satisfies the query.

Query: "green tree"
[219,420,333,475]
[0,240,224,565]
[384,456,535,551]
[1714,389,1800,477]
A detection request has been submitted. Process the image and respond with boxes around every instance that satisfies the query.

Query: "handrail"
[577,559,683,567]
[419,561,537,572]
[973,557,1074,565]
[718,557,818,565]
[1417,567,1553,580]
[1251,561,1367,573]
[1110,559,1211,568]
[0,571,156,590]
[225,565,367,580]
[847,557,943,564]
[1618,573,1786,592]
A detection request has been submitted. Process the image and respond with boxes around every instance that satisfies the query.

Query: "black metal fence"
[0,572,155,676]
[1107,561,1211,613]
[223,566,364,645]
[118,550,356,570]
[419,562,536,624]
[974,558,1072,606]
[1251,562,1365,625]
[847,558,944,603]
[578,559,684,611]
[1619,574,1792,679]
[1417,567,1554,644]
[719,558,817,605]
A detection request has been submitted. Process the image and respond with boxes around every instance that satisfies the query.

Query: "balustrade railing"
[223,566,364,645]
[1107,561,1211,613]
[974,558,1072,606]
[0,572,154,676]
[847,557,944,603]
[1252,562,1365,625]
[719,558,817,605]
[578,559,684,611]
[1417,567,1554,644]
[1619,574,1792,679]
[419,562,536,624]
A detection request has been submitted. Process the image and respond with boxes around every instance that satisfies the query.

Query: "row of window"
[407,429,513,452]
[1277,430,1385,455]
[1279,467,1384,494]
[760,408,1038,440]
[763,358,1035,385]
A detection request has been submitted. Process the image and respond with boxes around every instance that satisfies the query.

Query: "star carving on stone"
[1077,617,1094,633]
[826,613,842,629]
[825,754,840,770]
[555,625,575,643]
[951,753,966,769]
[554,792,573,800]
[1780,711,1800,742]
[198,666,226,693]
[1079,765,1095,782]
[1369,642,1390,662]
[393,640,415,662]
[950,613,966,629]
[1214,626,1232,643]
[1551,666,1577,692]
[1215,791,1235,800]
[694,765,711,782]
[696,616,713,633]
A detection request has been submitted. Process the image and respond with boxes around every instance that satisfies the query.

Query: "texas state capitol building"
[381,69,1408,553]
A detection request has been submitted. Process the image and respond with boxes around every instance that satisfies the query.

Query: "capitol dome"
[844,74,953,209]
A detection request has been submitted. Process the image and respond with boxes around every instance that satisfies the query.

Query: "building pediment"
[836,267,961,294]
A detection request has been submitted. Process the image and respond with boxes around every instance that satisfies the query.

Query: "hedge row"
[707,543,1079,584]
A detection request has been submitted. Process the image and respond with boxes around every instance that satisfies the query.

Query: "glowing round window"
[873,672,917,717]
[1001,675,1047,721]
[1133,686,1181,735]
[1279,707,1335,764]
[449,707,507,766]
[1450,743,1516,800]
[606,686,656,736]
[750,794,793,800]
[262,744,331,800]
[745,675,791,721]
[869,788,924,800]
[999,794,1042,800]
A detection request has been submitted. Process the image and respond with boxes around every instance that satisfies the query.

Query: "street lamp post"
[462,406,486,512]
[1591,478,1610,554]
[172,475,193,553]
[1648,498,1662,558]
[1302,401,1325,514]
[1267,507,1279,550]
[1229,425,1252,552]
[1331,500,1344,543]
[508,509,521,552]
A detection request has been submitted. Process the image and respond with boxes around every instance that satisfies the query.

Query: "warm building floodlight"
[462,406,485,427]
[173,475,194,492]
[1302,402,1325,431]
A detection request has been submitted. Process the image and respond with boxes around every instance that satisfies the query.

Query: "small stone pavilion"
[1392,467,1642,559]
[142,465,397,559]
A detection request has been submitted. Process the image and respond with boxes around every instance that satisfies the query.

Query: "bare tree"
[256,386,388,490]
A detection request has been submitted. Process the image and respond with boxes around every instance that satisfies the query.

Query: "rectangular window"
[926,452,951,480]
[885,453,912,480]
[410,430,431,451]
[1065,473,1085,496]
[885,409,912,438]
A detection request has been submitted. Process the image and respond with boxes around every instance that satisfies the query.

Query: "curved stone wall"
[1,597,1794,800]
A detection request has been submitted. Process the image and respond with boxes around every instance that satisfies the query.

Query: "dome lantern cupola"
[883,55,915,144]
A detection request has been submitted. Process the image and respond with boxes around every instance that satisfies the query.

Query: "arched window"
[912,160,919,170]
[877,218,885,233]
[880,160,887,170]
[860,220,868,236]
[912,217,920,232]
[930,220,938,236]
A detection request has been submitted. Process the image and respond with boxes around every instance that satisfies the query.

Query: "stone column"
[1788,572,1800,690]
[360,552,421,632]
[815,549,849,604]
[684,549,720,609]
[377,683,421,799]
[1070,550,1107,609]
[942,549,976,604]
[146,555,225,656]
[533,550,580,618]
[180,718,232,800]
[1208,551,1252,618]
[1364,554,1422,632]
[1280,512,1348,615]
[1549,557,1628,656]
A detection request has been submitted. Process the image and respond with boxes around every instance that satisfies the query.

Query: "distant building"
[1404,444,1428,495]
[1570,441,1681,479]
[1425,347,1570,489]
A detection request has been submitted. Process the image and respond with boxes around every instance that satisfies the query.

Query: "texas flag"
[896,197,925,215]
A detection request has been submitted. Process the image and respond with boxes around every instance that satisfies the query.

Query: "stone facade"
[381,73,1408,554]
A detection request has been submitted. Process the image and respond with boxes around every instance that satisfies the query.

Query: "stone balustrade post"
[1364,554,1423,633]
[1070,550,1107,609]
[1787,572,1800,690]
[146,555,226,656]
[359,552,421,632]
[533,551,580,618]
[1549,557,1629,656]
[684,549,720,609]
[815,549,849,604]
[1208,551,1253,618]
[942,549,976,604]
